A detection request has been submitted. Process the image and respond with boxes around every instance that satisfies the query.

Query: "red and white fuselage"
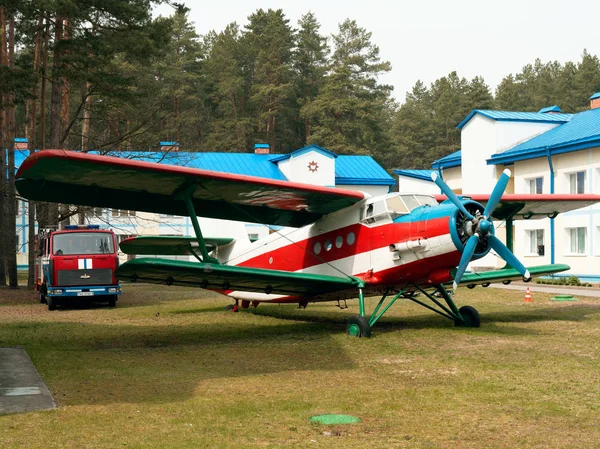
[220,193,469,303]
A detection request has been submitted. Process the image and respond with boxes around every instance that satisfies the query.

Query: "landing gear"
[346,316,371,338]
[454,305,480,328]
[225,300,239,312]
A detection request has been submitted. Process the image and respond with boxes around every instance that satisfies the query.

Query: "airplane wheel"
[455,306,480,328]
[47,296,57,311]
[502,280,511,285]
[346,316,371,338]
[467,284,476,289]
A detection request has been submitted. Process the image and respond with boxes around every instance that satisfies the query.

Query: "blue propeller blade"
[488,235,531,279]
[431,173,474,220]
[453,234,479,290]
[483,169,511,219]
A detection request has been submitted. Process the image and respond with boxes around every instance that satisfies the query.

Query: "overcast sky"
[154,0,600,103]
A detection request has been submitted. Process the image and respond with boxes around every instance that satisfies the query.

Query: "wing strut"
[175,184,219,264]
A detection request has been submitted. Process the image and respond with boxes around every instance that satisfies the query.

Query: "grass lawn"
[1,284,599,448]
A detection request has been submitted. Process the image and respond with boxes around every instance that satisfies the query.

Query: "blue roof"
[15,137,28,143]
[590,92,600,100]
[457,109,573,129]
[432,150,462,169]
[270,144,337,162]
[393,169,434,182]
[538,105,562,113]
[335,155,395,186]
[488,108,600,165]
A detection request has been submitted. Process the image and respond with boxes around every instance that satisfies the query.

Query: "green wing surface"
[116,258,360,296]
[16,150,365,227]
[455,264,570,287]
[119,236,235,255]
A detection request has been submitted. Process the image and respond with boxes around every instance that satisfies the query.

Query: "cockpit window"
[415,195,437,206]
[401,195,420,212]
[385,196,408,215]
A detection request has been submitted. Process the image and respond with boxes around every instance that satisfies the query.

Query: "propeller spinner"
[431,170,530,289]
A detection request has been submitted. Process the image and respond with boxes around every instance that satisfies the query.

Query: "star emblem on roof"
[308,161,319,172]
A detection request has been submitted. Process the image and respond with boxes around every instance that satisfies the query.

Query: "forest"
[2,0,600,287]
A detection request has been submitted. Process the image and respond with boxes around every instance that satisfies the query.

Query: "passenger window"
[347,232,355,245]
[335,236,343,248]
[314,242,322,254]
[325,240,332,251]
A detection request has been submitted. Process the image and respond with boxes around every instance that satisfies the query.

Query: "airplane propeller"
[431,170,530,289]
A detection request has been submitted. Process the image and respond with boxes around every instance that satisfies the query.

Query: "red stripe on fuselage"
[235,217,451,272]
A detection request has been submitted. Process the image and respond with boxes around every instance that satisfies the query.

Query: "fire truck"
[35,225,122,310]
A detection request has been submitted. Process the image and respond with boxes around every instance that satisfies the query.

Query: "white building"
[15,144,395,268]
[397,95,600,281]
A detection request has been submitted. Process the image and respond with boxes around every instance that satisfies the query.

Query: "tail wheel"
[455,305,480,328]
[346,316,372,338]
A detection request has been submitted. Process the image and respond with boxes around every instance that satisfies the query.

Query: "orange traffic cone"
[524,286,533,303]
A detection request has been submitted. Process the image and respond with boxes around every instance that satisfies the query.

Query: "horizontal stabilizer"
[119,236,235,256]
[116,258,360,296]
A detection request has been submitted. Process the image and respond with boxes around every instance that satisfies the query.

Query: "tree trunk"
[48,15,64,228]
[36,12,51,230]
[26,14,44,289]
[0,6,7,286]
[6,10,17,288]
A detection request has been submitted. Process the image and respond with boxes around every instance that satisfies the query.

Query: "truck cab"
[36,225,122,310]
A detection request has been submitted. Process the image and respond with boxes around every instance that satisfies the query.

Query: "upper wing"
[434,193,600,220]
[16,150,366,227]
[116,258,360,296]
[119,236,235,256]
[455,264,569,288]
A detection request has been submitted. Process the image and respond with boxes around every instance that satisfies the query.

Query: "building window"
[93,208,104,217]
[112,209,136,217]
[567,227,586,254]
[527,177,543,194]
[526,230,544,256]
[569,171,585,194]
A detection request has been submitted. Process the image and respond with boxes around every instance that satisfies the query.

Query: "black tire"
[47,296,57,311]
[346,315,372,338]
[467,284,476,289]
[502,280,511,285]
[107,295,117,307]
[40,293,47,304]
[455,305,480,328]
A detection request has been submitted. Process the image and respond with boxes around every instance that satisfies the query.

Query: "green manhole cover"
[551,295,578,301]
[309,414,361,425]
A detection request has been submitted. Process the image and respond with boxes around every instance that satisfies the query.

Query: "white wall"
[277,150,335,186]
[336,184,388,198]
[461,115,561,194]
[397,176,438,194]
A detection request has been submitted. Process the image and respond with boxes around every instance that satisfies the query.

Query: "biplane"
[16,150,600,337]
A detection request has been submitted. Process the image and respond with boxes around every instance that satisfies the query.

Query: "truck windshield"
[53,233,114,256]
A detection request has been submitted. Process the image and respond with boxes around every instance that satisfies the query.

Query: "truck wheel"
[47,296,57,311]
[107,295,117,307]
[40,293,47,304]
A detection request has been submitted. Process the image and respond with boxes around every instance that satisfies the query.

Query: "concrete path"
[0,347,55,415]
[489,283,600,298]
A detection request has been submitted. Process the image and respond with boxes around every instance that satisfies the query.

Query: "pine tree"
[301,19,393,156]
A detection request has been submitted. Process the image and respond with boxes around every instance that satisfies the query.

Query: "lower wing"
[116,258,360,296]
[454,264,569,288]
